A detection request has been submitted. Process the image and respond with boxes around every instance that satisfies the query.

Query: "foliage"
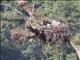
[1,0,80,60]
[73,33,80,45]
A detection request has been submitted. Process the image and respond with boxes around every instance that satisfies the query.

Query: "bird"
[17,0,35,21]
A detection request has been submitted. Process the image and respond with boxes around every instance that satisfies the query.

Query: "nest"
[42,22,73,44]
[26,20,74,46]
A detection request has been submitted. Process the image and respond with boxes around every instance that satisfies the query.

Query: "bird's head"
[17,0,27,6]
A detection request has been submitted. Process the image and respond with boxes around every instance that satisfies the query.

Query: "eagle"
[17,0,35,21]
